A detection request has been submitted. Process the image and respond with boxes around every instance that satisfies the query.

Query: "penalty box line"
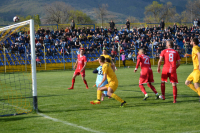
[37,112,104,133]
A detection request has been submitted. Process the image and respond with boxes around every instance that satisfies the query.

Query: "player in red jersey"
[68,48,89,90]
[134,49,159,100]
[157,40,181,103]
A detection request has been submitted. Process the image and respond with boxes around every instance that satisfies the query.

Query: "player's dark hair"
[193,38,199,45]
[99,56,105,62]
[168,40,174,48]
[105,58,111,63]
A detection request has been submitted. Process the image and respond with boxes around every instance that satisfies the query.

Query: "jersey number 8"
[169,53,174,62]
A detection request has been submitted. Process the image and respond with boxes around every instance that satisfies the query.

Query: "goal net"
[0,20,37,116]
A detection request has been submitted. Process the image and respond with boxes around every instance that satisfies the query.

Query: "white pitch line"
[38,112,103,133]
[182,130,200,133]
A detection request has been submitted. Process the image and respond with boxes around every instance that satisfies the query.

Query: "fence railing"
[0,43,193,73]
[34,22,193,31]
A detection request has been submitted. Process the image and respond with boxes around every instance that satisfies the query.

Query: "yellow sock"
[97,90,102,100]
[197,87,200,96]
[188,84,198,93]
[111,93,124,103]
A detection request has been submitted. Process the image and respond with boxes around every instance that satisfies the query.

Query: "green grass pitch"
[1,65,200,133]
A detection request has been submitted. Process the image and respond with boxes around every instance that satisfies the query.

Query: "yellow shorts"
[187,70,200,83]
[105,81,118,92]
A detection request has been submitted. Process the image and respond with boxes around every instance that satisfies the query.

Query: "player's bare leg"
[68,74,77,90]
[159,81,166,100]
[172,83,177,103]
[185,80,198,94]
[139,84,149,100]
[147,83,159,99]
[82,76,89,89]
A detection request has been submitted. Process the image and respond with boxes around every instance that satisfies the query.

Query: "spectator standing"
[160,19,165,29]
[126,19,130,30]
[109,20,115,30]
[194,19,198,27]
[121,52,126,68]
[71,20,75,30]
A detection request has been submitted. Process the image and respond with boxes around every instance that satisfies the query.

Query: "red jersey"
[160,48,180,69]
[77,54,87,70]
[136,54,151,70]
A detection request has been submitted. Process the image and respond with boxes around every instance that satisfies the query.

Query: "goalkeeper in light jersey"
[93,65,108,101]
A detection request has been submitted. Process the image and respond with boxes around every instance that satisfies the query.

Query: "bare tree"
[160,2,176,22]
[144,1,163,22]
[44,2,73,24]
[186,0,200,22]
[144,1,177,23]
[93,4,108,26]
[127,16,139,23]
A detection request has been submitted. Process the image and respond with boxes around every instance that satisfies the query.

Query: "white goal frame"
[0,19,38,111]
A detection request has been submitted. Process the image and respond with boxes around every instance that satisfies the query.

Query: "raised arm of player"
[134,56,141,73]
[98,73,107,87]
[184,53,192,57]
[198,52,200,71]
[93,69,98,73]
[157,56,163,73]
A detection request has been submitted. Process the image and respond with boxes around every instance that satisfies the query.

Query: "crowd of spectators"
[1,19,200,63]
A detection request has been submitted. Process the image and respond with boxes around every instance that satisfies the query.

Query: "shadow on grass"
[0,115,41,122]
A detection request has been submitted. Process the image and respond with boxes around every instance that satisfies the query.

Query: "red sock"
[72,79,75,88]
[161,82,165,96]
[84,79,88,87]
[139,85,147,95]
[147,83,157,94]
[173,86,177,100]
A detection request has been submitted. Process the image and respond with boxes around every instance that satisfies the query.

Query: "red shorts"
[139,68,154,85]
[161,67,178,83]
[74,69,85,77]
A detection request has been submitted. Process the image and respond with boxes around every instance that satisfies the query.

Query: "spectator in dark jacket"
[160,19,165,29]
[46,48,52,56]
[70,20,75,30]
[109,20,115,30]
[126,19,130,30]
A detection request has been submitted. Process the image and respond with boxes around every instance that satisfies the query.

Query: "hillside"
[0,0,188,23]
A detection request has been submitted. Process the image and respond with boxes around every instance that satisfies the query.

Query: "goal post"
[30,19,38,111]
[0,19,37,116]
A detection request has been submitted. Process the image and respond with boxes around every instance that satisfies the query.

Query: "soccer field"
[1,65,200,133]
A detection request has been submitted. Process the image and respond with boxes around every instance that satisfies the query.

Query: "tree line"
[16,0,200,25]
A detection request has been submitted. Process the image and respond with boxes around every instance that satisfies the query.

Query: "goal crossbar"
[0,20,30,32]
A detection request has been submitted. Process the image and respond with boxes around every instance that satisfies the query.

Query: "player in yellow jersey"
[185,38,200,101]
[90,56,127,107]
[93,47,117,72]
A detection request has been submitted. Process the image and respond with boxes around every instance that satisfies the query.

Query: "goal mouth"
[0,19,37,117]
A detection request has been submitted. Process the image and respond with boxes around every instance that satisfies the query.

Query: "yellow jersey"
[102,62,118,83]
[192,45,200,70]
[101,54,112,61]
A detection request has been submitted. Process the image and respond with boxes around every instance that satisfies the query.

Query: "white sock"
[145,94,148,97]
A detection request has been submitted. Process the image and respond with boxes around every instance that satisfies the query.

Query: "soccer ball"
[13,16,19,22]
